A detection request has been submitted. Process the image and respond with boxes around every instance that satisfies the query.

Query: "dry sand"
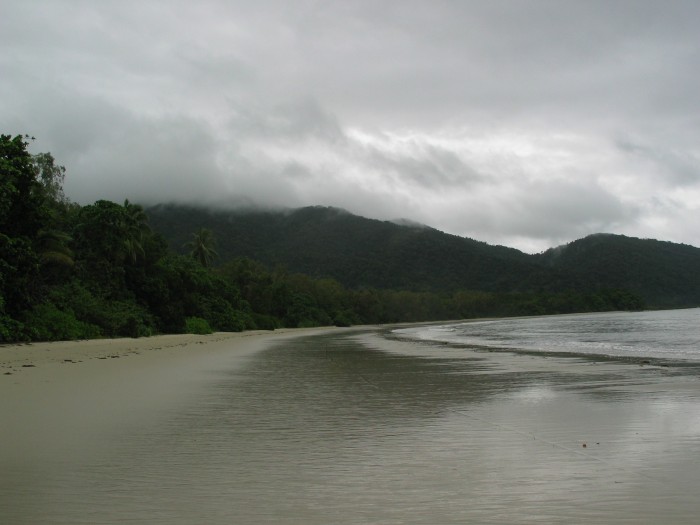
[0,328,341,386]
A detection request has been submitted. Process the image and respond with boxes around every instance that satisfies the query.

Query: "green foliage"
[184,317,213,335]
[87,300,153,338]
[0,293,24,342]
[23,302,101,341]
[536,234,700,308]
[0,135,49,319]
[250,312,280,330]
[147,204,699,310]
[122,199,151,263]
[32,152,67,204]
[0,134,47,238]
[198,295,252,332]
[135,254,250,333]
[147,205,537,293]
[332,311,355,327]
[0,234,41,315]
[184,227,218,267]
[45,281,153,338]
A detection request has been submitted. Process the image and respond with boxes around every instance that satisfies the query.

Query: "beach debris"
[21,364,35,368]
[582,442,587,448]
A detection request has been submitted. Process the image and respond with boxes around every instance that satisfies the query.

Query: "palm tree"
[122,199,151,263]
[36,228,74,283]
[185,228,218,267]
[36,229,74,268]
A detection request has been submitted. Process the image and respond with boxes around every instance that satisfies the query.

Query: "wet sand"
[2,326,700,524]
[0,327,346,491]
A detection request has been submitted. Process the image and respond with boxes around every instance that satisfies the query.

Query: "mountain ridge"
[146,203,700,309]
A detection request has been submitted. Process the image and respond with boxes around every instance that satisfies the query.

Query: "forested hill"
[146,204,542,293]
[535,234,700,309]
[146,204,700,309]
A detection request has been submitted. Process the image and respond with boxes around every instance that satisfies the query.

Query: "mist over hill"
[146,204,700,309]
[4,134,695,345]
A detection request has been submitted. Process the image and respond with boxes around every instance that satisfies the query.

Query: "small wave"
[394,310,700,362]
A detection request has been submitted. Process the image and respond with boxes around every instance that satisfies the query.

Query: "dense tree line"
[1,135,644,343]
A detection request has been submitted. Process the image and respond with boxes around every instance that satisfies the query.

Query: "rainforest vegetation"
[5,134,695,343]
[147,205,700,310]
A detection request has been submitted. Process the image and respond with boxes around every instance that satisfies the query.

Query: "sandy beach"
[0,328,345,495]
[0,328,353,408]
[2,324,700,524]
[0,328,341,377]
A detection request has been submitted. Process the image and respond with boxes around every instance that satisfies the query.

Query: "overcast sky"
[2,1,699,252]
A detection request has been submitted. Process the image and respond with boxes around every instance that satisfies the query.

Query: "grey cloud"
[506,179,637,239]
[616,138,700,187]
[66,115,226,205]
[228,98,345,144]
[3,0,700,251]
[426,177,638,252]
[1,79,226,205]
[289,1,700,127]
[366,142,483,190]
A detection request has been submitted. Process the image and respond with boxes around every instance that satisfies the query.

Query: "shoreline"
[3,320,700,523]
[0,327,352,386]
[0,327,336,373]
[0,325,358,471]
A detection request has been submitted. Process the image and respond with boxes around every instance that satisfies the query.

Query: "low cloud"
[616,138,700,187]
[3,1,700,252]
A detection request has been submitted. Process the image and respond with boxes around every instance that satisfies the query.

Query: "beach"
[0,328,340,376]
[2,324,700,524]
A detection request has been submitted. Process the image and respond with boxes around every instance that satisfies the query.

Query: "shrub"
[251,313,280,330]
[198,296,253,332]
[0,313,25,343]
[23,303,101,341]
[46,282,154,338]
[333,311,354,327]
[184,316,213,334]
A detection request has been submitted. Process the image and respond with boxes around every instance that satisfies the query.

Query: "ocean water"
[394,308,700,362]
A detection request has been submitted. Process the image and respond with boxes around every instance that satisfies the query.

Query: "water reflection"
[4,329,700,524]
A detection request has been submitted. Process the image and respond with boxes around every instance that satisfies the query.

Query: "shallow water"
[395,308,700,362]
[3,320,700,523]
